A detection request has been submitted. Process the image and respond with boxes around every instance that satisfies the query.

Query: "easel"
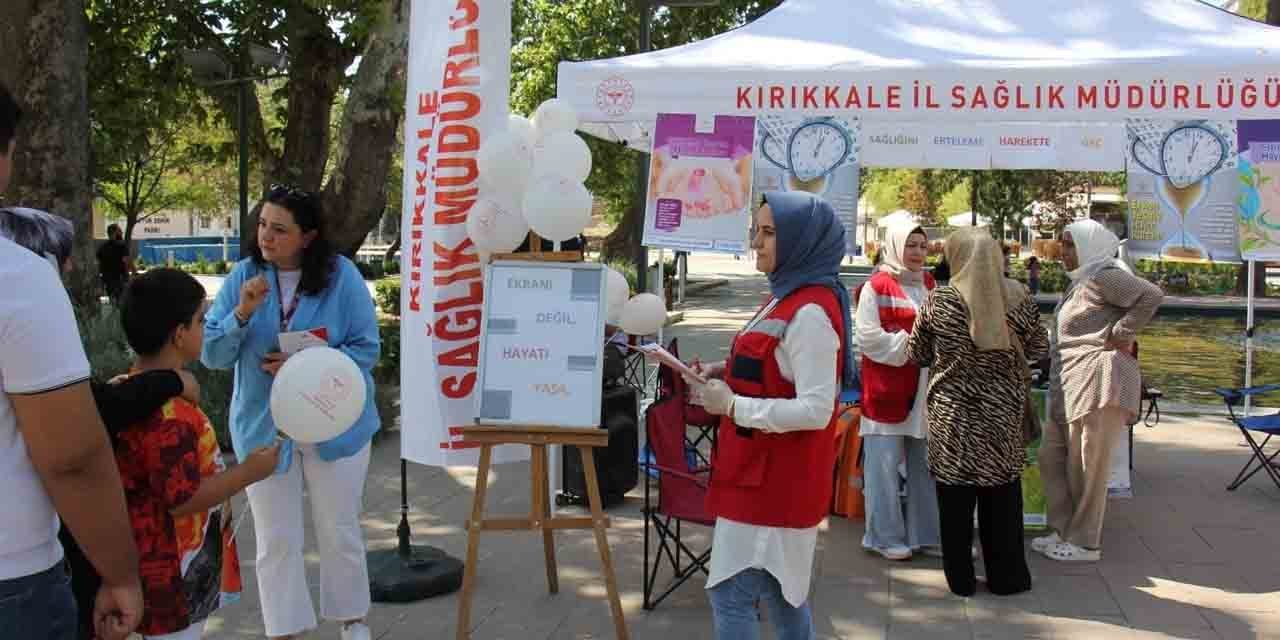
[455,232,629,640]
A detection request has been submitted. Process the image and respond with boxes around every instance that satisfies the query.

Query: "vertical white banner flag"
[400,0,514,466]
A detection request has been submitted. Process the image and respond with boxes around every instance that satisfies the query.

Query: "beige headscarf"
[878,220,926,286]
[945,227,1024,351]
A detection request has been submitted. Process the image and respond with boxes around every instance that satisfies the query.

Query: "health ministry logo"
[595,76,634,117]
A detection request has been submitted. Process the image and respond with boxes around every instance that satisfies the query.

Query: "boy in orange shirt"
[117,268,280,639]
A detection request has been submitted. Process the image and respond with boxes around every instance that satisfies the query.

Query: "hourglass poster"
[1124,119,1241,264]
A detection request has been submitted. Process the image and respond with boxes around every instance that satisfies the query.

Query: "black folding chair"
[1213,384,1280,492]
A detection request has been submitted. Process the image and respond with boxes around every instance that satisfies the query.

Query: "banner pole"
[1246,259,1256,417]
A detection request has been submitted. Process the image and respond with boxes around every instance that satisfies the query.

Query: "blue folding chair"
[1213,384,1280,492]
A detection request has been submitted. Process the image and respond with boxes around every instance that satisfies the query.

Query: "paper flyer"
[1235,120,1280,261]
[1124,118,1240,263]
[643,113,756,253]
[752,114,862,256]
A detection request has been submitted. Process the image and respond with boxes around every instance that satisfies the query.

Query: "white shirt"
[855,280,929,439]
[706,301,839,608]
[277,268,302,317]
[0,237,92,579]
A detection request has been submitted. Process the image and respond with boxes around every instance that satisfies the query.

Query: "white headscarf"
[1064,219,1131,282]
[878,220,926,286]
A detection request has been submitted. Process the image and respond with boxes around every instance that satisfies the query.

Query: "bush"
[214,260,229,275]
[375,277,400,316]
[76,304,236,449]
[373,321,400,386]
[356,260,385,280]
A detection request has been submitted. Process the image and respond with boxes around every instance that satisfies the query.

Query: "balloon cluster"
[471,99,592,251]
[471,99,666,337]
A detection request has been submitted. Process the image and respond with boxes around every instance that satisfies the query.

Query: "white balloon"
[532,98,579,140]
[466,196,529,253]
[270,347,367,443]
[508,114,537,150]
[521,175,593,242]
[533,132,592,183]
[620,293,667,336]
[603,267,630,325]
[477,131,533,196]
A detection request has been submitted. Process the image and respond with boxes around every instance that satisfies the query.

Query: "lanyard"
[275,270,302,331]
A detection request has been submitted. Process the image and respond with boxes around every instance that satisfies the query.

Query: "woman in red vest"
[854,220,940,560]
[690,191,853,640]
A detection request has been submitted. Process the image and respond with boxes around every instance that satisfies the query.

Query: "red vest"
[705,285,845,529]
[860,271,935,424]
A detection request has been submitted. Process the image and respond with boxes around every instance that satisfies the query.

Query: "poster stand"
[455,236,629,640]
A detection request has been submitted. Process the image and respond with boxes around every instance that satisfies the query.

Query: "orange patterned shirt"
[115,396,242,636]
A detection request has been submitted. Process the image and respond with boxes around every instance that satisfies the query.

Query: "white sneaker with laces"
[1031,532,1062,554]
[342,621,372,640]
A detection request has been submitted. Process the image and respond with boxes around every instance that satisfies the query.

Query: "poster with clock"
[751,115,862,256]
[1123,118,1240,263]
[643,113,756,253]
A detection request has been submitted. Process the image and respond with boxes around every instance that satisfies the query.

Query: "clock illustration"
[1160,123,1227,188]
[787,118,853,182]
[1129,136,1163,177]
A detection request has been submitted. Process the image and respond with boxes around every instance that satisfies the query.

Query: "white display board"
[476,261,606,428]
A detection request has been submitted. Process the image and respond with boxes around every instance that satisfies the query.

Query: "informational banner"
[476,262,605,428]
[399,0,516,466]
[859,122,1125,172]
[1236,120,1280,260]
[1124,119,1241,263]
[643,114,755,253]
[752,114,861,255]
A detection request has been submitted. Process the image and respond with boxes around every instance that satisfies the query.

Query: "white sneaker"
[1031,532,1062,554]
[866,544,913,561]
[342,621,372,640]
[1043,542,1101,563]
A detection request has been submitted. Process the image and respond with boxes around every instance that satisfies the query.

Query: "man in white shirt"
[0,83,142,640]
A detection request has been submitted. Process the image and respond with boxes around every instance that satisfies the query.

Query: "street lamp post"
[633,0,721,295]
[182,45,287,253]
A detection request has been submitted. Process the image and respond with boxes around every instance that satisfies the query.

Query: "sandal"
[1043,542,1100,562]
[1031,532,1062,554]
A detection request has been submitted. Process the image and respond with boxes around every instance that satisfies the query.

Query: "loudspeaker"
[559,385,639,508]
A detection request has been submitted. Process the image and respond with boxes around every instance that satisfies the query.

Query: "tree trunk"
[1234,262,1267,297]
[1269,0,1280,25]
[0,0,96,308]
[278,7,356,191]
[320,0,409,256]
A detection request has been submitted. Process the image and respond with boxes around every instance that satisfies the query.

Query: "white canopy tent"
[558,0,1280,412]
[559,0,1280,149]
[948,212,991,227]
[877,209,919,229]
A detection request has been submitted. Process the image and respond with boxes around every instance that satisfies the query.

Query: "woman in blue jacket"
[203,185,380,640]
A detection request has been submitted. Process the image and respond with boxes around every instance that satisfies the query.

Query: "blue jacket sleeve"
[335,260,381,371]
[202,261,252,370]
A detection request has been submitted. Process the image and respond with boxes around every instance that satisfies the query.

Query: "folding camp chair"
[641,352,715,611]
[1213,384,1280,492]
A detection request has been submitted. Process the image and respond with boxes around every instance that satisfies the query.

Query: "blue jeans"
[861,435,941,551]
[0,562,77,640]
[708,569,813,640]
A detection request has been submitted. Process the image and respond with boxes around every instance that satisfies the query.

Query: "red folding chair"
[641,345,715,611]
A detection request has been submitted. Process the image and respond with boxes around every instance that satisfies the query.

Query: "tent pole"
[1246,259,1256,417]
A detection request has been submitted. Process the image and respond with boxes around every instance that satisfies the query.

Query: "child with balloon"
[201,184,381,640]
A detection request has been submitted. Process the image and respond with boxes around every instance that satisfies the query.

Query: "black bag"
[560,385,639,508]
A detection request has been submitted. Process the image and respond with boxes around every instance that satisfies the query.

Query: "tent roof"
[559,0,1280,141]
[948,212,991,227]
[877,210,919,228]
